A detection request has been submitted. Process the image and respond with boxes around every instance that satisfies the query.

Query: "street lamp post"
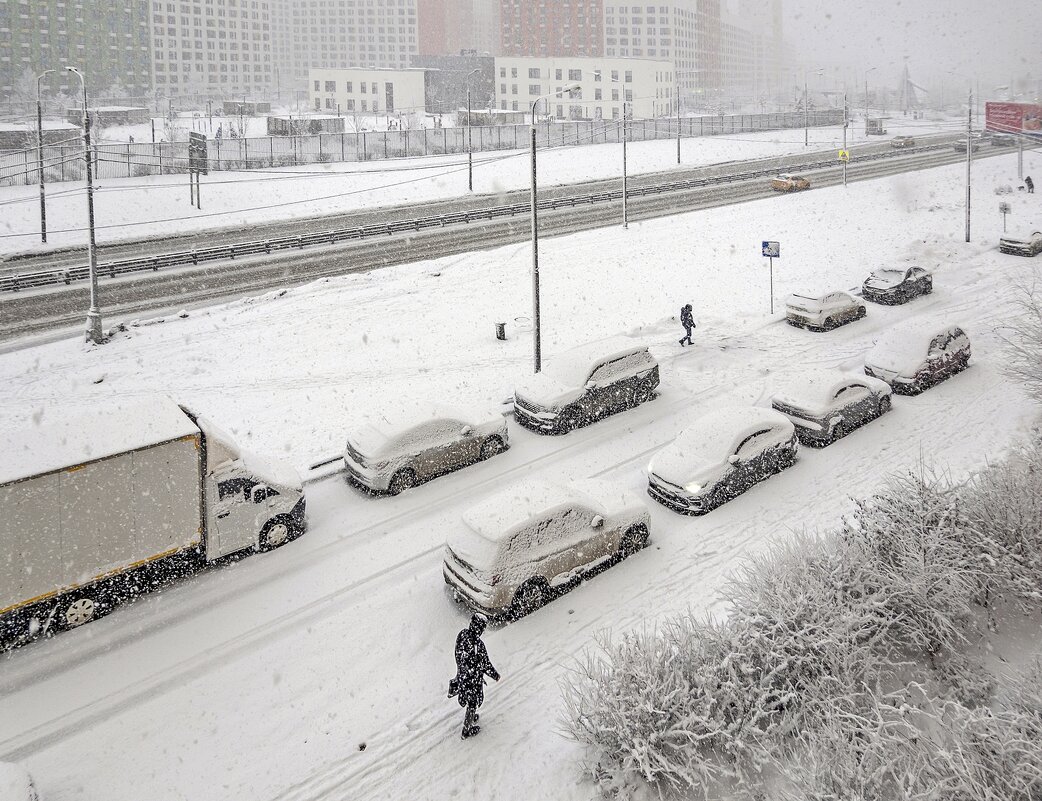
[529,83,580,374]
[864,66,876,121]
[66,66,103,344]
[804,68,823,146]
[842,93,848,187]
[465,68,481,192]
[965,89,972,243]
[36,68,55,243]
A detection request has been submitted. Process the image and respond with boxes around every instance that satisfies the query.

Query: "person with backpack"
[678,304,696,346]
[1026,175,1034,194]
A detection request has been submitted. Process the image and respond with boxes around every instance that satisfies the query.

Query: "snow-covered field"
[0,151,1040,801]
[0,115,966,254]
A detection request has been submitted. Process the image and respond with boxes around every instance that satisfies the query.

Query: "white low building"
[308,68,428,116]
[494,56,675,121]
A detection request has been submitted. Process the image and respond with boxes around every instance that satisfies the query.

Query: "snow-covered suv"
[861,266,933,304]
[864,321,971,394]
[513,338,659,434]
[443,479,651,619]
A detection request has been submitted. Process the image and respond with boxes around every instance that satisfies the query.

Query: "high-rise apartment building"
[150,0,275,99]
[0,0,152,100]
[499,0,603,58]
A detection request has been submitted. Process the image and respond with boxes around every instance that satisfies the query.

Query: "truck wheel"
[58,596,97,630]
[260,518,292,551]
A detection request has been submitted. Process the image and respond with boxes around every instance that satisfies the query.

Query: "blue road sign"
[762,241,780,258]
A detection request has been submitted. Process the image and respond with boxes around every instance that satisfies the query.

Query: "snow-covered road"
[0,153,1039,801]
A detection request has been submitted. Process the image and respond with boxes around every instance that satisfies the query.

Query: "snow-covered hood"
[863,270,905,290]
[241,449,303,493]
[514,372,581,409]
[865,342,925,378]
[648,441,728,489]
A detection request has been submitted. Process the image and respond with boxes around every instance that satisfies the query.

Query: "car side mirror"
[591,515,605,529]
[251,485,269,504]
[728,454,740,465]
[461,425,473,437]
[584,380,597,390]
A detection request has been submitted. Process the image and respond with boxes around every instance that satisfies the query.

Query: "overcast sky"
[777,0,1040,94]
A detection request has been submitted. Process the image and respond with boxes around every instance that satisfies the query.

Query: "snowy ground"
[0,153,1040,801]
[0,114,973,255]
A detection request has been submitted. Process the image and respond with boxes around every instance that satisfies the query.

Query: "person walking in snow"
[451,614,500,739]
[678,303,695,347]
[1026,175,1035,194]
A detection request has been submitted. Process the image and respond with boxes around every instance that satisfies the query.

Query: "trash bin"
[495,322,506,341]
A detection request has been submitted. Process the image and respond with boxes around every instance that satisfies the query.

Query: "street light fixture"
[66,66,103,344]
[529,82,581,374]
[36,69,55,244]
[464,68,481,192]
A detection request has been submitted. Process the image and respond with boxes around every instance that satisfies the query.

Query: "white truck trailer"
[0,397,306,645]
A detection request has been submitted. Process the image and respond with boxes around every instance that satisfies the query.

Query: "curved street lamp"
[36,69,55,243]
[529,82,580,374]
[464,68,481,191]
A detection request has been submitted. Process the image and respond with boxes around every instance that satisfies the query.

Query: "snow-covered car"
[344,405,508,495]
[647,407,797,515]
[784,290,867,331]
[513,338,659,434]
[0,763,39,801]
[890,135,916,149]
[861,266,933,304]
[770,173,811,192]
[999,230,1042,257]
[990,132,1016,146]
[864,321,971,394]
[443,479,651,619]
[952,138,980,152]
[770,371,893,447]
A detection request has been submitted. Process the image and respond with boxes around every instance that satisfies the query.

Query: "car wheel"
[558,407,582,433]
[877,396,892,416]
[618,523,650,557]
[259,517,292,551]
[856,305,867,320]
[387,467,416,496]
[822,316,836,331]
[57,595,98,630]
[479,436,505,461]
[633,379,655,405]
[923,280,933,295]
[830,420,848,443]
[910,376,929,395]
[510,580,548,620]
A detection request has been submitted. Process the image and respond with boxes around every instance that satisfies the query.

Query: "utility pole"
[529,106,541,374]
[465,68,480,191]
[622,98,628,229]
[804,72,809,146]
[1019,133,1024,181]
[965,90,972,243]
[842,93,848,187]
[36,69,55,243]
[676,95,682,165]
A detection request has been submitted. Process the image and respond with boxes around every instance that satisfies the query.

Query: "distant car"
[784,290,867,331]
[0,763,39,801]
[513,338,659,434]
[952,138,980,152]
[647,406,797,515]
[770,173,811,192]
[864,322,971,394]
[990,132,1016,146]
[890,135,916,149]
[999,230,1042,257]
[771,371,893,447]
[443,479,651,618]
[344,405,509,495]
[861,266,933,305]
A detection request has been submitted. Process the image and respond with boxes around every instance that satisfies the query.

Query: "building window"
[347,99,355,110]
[567,69,581,81]
[594,71,602,81]
[361,82,367,93]
[324,80,336,92]
[611,70,619,81]
[500,83,506,94]
[499,67,505,77]
[313,79,319,90]
[595,88,602,100]
[510,67,517,77]
[529,84,541,95]
[625,70,633,82]
[511,84,517,94]
[555,68,562,80]
[362,100,367,110]
[528,67,540,78]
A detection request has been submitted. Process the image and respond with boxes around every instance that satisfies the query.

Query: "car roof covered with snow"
[514,337,652,404]
[458,480,607,544]
[866,320,967,373]
[772,370,891,412]
[649,406,793,481]
[999,229,1042,243]
[786,289,857,307]
[0,396,198,486]
[347,403,500,457]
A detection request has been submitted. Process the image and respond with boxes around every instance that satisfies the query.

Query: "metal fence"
[0,110,843,188]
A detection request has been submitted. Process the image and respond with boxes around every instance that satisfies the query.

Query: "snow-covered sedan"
[443,479,651,619]
[770,173,811,192]
[890,135,916,149]
[864,321,971,395]
[344,405,508,495]
[861,266,933,304]
[513,338,659,434]
[647,407,797,515]
[771,371,892,447]
[999,230,1042,257]
[784,290,867,331]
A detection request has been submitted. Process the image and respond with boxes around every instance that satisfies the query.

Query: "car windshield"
[874,269,905,280]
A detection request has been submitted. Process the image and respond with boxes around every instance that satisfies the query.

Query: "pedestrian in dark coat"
[1026,175,1035,194]
[678,303,695,346]
[452,614,500,739]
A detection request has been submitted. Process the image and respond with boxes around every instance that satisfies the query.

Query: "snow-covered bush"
[999,282,1042,399]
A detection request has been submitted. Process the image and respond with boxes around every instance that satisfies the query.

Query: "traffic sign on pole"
[762,241,780,313]
[999,201,1011,232]
[838,149,850,162]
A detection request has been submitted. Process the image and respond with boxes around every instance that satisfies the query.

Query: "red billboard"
[986,102,1042,135]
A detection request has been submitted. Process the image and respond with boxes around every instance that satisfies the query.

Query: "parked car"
[952,138,980,152]
[770,173,811,192]
[864,321,971,394]
[344,405,509,495]
[890,135,916,149]
[999,230,1042,257]
[990,132,1016,146]
[784,290,867,331]
[771,371,893,446]
[443,479,651,618]
[513,338,659,434]
[861,266,933,304]
[647,406,797,515]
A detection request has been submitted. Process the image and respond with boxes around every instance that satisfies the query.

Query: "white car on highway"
[344,405,509,495]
